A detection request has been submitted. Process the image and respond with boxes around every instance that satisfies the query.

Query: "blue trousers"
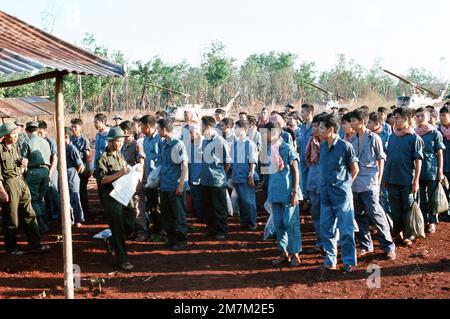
[233,183,257,228]
[189,184,204,222]
[299,161,309,201]
[354,191,395,253]
[419,180,439,225]
[380,184,391,218]
[388,184,415,235]
[320,194,357,267]
[45,170,61,220]
[68,170,84,224]
[309,191,321,248]
[272,203,302,255]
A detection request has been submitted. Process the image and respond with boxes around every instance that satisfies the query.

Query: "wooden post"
[55,72,74,299]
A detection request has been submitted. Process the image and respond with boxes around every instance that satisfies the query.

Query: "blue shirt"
[201,134,231,188]
[71,134,90,163]
[384,133,424,186]
[231,138,258,184]
[438,125,450,173]
[94,129,109,170]
[281,130,293,146]
[160,138,188,192]
[298,123,313,163]
[188,137,203,185]
[143,133,161,180]
[44,136,57,156]
[306,163,322,194]
[66,143,83,190]
[382,122,392,136]
[268,141,300,204]
[351,130,386,193]
[248,130,262,151]
[319,137,358,202]
[417,129,445,181]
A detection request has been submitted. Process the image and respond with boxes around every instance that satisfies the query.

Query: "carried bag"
[431,180,449,216]
[144,166,161,189]
[404,194,426,239]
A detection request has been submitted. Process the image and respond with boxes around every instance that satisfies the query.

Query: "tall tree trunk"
[78,75,84,118]
[109,84,114,115]
[140,85,147,110]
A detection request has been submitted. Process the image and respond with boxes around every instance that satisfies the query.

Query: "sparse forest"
[0,32,445,115]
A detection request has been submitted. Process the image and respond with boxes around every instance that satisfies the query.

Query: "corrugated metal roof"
[0,96,55,118]
[0,10,125,77]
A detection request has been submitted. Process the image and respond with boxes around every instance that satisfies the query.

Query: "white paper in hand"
[110,164,142,206]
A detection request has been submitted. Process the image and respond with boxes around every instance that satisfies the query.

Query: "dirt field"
[0,179,449,299]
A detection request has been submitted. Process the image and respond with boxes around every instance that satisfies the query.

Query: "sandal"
[290,256,301,267]
[272,253,291,266]
[119,262,135,271]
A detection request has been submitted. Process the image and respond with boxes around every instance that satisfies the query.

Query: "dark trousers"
[387,184,415,236]
[79,169,91,216]
[419,180,439,225]
[145,188,162,234]
[160,191,188,245]
[201,186,228,236]
[189,184,204,222]
[102,192,136,265]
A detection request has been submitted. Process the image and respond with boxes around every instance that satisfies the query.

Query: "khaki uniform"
[21,134,51,233]
[0,142,41,252]
[97,148,136,265]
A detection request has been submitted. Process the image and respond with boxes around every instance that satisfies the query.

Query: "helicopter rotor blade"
[148,83,222,106]
[308,83,333,95]
[416,85,439,99]
[383,69,415,87]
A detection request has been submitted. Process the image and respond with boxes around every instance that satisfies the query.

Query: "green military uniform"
[97,133,136,266]
[21,123,51,233]
[0,123,42,253]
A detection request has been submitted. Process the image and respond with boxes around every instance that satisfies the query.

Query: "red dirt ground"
[0,179,449,299]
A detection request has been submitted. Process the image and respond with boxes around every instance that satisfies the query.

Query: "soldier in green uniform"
[14,120,27,150]
[0,122,50,255]
[97,127,139,271]
[21,122,51,234]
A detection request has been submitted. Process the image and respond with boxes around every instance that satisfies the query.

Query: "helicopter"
[383,69,449,109]
[307,82,349,111]
[147,83,240,121]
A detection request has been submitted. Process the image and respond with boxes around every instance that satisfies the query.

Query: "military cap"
[106,127,129,140]
[0,122,18,138]
[25,122,39,130]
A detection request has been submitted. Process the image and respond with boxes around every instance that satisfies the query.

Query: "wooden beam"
[55,72,75,299]
[0,70,68,88]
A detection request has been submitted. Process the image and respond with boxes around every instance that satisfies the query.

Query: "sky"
[1,0,450,80]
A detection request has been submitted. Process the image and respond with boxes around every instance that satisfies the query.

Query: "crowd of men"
[1,101,450,272]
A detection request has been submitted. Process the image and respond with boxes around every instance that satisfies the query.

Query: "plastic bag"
[110,164,142,206]
[93,229,112,239]
[404,200,426,239]
[263,200,275,240]
[145,166,161,189]
[226,191,234,216]
[431,181,449,216]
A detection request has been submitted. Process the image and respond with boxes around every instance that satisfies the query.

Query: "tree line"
[0,33,445,115]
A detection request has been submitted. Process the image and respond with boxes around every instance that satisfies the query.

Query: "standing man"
[140,115,163,237]
[438,105,450,222]
[349,110,396,260]
[120,121,148,242]
[71,118,92,217]
[14,120,27,149]
[38,121,60,222]
[201,116,232,240]
[158,119,189,250]
[214,109,227,133]
[298,104,314,202]
[384,108,424,246]
[21,122,51,234]
[112,115,123,128]
[97,127,138,271]
[93,114,110,204]
[319,113,359,273]
[0,122,50,255]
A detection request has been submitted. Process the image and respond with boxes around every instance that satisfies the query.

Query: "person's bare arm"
[291,160,300,206]
[412,159,422,194]
[248,163,256,188]
[377,159,385,187]
[102,167,130,185]
[176,161,188,196]
[437,150,444,182]
[0,181,9,203]
[350,162,359,182]
[49,154,57,178]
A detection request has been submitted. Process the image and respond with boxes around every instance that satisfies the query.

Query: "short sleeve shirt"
[418,129,445,181]
[200,134,232,188]
[160,138,189,192]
